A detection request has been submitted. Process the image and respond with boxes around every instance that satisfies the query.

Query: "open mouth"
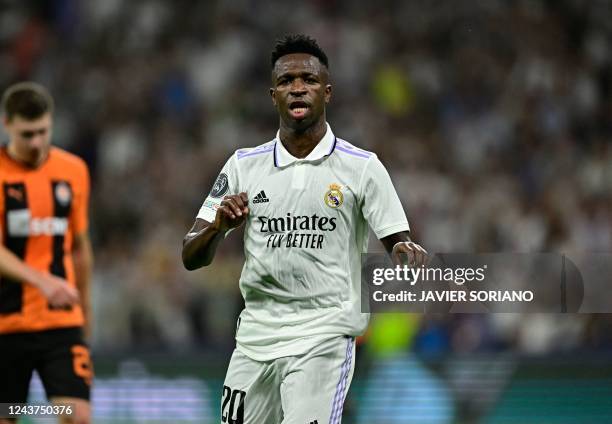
[289,101,310,119]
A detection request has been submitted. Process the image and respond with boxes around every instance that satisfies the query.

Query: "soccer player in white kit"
[182,34,427,424]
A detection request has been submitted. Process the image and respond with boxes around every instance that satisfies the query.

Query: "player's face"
[4,113,53,167]
[271,53,331,130]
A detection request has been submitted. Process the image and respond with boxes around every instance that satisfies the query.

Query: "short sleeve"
[70,160,90,235]
[360,156,410,239]
[196,154,239,223]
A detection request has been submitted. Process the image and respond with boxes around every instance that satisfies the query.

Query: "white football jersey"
[197,123,410,361]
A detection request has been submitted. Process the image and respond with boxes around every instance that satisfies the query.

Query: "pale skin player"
[0,111,93,424]
[183,52,427,277]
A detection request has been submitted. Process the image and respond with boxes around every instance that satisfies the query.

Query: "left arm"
[359,156,428,267]
[73,231,93,340]
[381,231,428,267]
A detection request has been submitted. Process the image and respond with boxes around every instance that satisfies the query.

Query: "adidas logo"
[252,190,270,204]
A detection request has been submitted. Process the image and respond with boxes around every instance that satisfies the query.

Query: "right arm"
[182,192,249,270]
[0,236,80,308]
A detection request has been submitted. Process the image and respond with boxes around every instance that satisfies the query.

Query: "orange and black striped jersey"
[0,146,90,334]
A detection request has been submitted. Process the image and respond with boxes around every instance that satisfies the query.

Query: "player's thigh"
[222,349,282,424]
[51,396,90,424]
[0,332,36,404]
[36,328,92,405]
[280,336,356,424]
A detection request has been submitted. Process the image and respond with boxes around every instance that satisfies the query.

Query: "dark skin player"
[182,53,427,269]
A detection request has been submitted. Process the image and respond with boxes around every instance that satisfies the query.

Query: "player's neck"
[6,143,49,169]
[278,119,327,159]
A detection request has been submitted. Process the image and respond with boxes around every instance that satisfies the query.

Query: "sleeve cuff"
[197,208,216,224]
[374,222,410,239]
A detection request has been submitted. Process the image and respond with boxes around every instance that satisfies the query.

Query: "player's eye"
[20,129,46,139]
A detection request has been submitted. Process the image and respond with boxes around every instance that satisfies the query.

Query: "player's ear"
[270,88,277,106]
[324,84,332,104]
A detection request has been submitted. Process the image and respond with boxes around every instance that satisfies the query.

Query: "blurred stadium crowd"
[1,0,611,360]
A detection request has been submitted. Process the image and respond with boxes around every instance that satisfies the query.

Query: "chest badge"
[55,182,72,206]
[324,183,344,209]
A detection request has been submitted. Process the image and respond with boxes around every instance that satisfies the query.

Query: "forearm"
[73,236,93,338]
[182,224,226,270]
[0,238,79,309]
[380,231,411,254]
[0,246,47,288]
[183,194,249,270]
[381,231,428,267]
[76,272,91,339]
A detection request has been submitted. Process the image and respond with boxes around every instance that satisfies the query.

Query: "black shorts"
[0,327,92,403]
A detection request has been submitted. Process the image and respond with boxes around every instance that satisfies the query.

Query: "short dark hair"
[1,82,54,121]
[271,34,329,69]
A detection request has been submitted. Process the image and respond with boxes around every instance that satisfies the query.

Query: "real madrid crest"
[324,183,343,209]
[54,181,72,207]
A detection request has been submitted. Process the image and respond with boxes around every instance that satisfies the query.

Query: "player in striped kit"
[183,35,427,423]
[0,82,93,424]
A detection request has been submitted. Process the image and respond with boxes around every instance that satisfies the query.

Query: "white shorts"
[220,336,356,424]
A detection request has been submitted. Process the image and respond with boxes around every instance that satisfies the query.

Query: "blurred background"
[1,0,611,422]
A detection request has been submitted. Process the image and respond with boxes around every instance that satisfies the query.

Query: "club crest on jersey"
[324,183,343,209]
[54,182,72,206]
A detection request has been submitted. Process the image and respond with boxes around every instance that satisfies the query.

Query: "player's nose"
[29,133,48,150]
[289,79,307,94]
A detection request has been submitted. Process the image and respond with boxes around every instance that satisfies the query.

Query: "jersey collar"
[273,123,337,168]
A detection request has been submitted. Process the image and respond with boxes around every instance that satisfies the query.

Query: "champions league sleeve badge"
[324,183,344,209]
[210,173,229,198]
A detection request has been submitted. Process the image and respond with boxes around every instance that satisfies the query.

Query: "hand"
[392,241,428,267]
[213,192,250,232]
[37,274,80,308]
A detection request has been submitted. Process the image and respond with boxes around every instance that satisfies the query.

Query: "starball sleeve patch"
[210,173,229,198]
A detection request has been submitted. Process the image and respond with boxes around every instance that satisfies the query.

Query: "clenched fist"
[392,241,428,267]
[212,192,250,232]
